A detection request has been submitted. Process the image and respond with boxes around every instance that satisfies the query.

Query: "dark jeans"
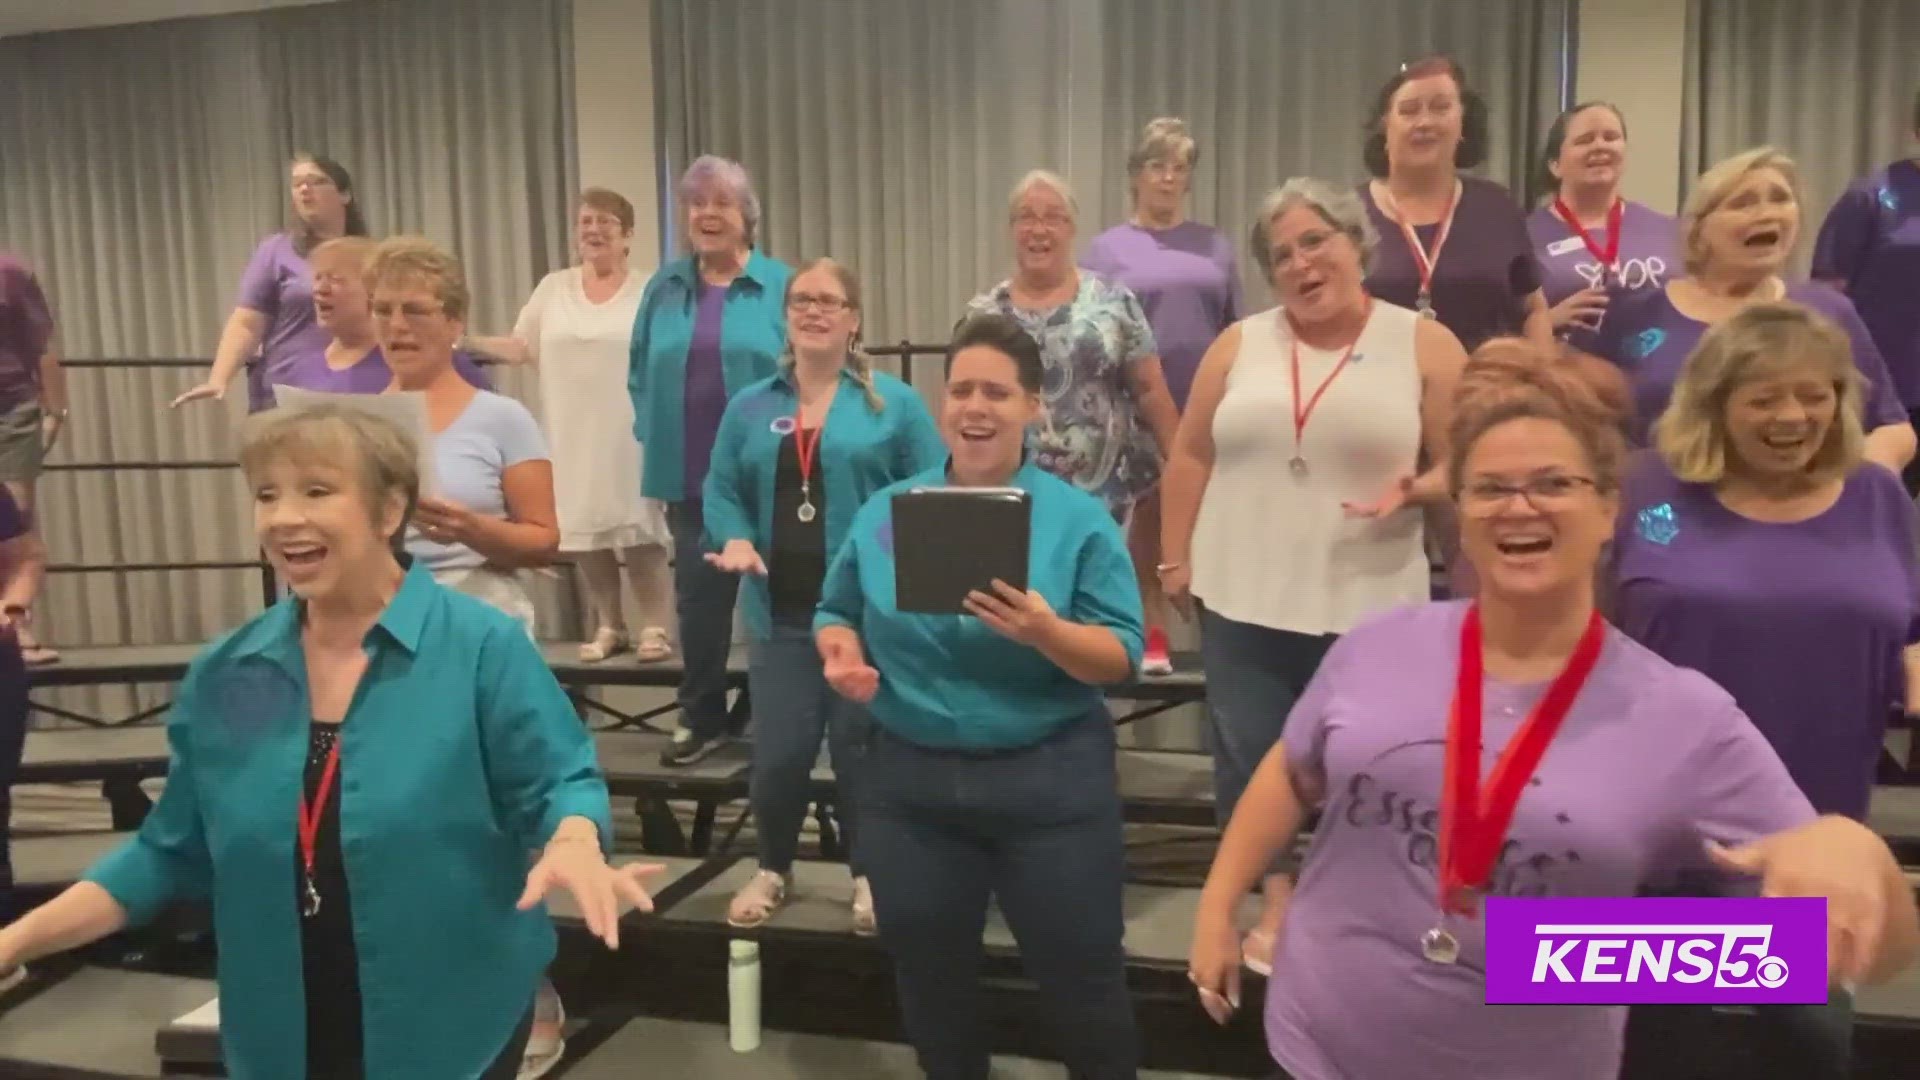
[667,499,750,741]
[1626,990,1852,1079]
[308,1000,532,1079]
[1195,603,1335,829]
[860,713,1137,1080]
[0,640,25,915]
[749,625,869,874]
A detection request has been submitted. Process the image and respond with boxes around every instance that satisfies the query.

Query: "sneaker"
[659,727,730,767]
[1141,626,1174,677]
[519,981,565,1079]
[851,876,877,937]
[726,869,789,928]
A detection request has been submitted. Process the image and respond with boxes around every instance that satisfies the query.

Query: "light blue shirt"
[84,562,613,1080]
[814,460,1146,749]
[405,390,548,572]
[703,366,947,641]
[628,251,792,503]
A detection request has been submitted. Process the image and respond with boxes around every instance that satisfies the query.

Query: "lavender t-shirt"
[1081,222,1240,411]
[235,233,334,413]
[0,253,52,410]
[1813,160,1920,409]
[681,282,731,500]
[1526,201,1679,312]
[1582,282,1907,445]
[1612,453,1919,819]
[278,344,493,396]
[1360,176,1542,353]
[1267,601,1813,1080]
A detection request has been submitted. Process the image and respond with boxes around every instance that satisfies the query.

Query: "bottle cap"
[730,939,759,960]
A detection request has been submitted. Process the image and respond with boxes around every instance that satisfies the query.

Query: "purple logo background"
[1484,896,1828,1005]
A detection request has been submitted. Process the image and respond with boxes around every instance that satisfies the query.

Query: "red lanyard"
[297,736,344,910]
[793,414,824,488]
[1379,183,1459,303]
[1438,604,1605,917]
[1287,299,1371,455]
[1552,197,1626,279]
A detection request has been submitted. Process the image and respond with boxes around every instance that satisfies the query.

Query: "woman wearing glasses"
[1189,341,1919,1080]
[703,258,943,935]
[963,169,1180,677]
[1160,178,1466,975]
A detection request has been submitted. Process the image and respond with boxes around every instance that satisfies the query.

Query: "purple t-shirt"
[1267,601,1814,1080]
[1612,453,1919,819]
[1080,221,1240,411]
[1813,160,1920,409]
[235,233,335,413]
[0,253,52,410]
[1360,176,1542,352]
[682,282,731,499]
[1581,281,1907,445]
[276,344,493,396]
[1526,201,1680,312]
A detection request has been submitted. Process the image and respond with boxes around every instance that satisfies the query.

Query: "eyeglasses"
[1013,211,1073,230]
[1268,229,1336,269]
[788,293,850,313]
[369,301,445,324]
[1458,474,1597,515]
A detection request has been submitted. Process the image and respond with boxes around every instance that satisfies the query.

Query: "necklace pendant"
[1416,295,1438,319]
[1421,926,1459,965]
[1288,456,1309,479]
[796,501,817,523]
[302,875,322,919]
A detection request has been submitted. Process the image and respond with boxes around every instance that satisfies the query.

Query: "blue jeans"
[748,625,869,875]
[1196,603,1336,828]
[859,712,1137,1080]
[667,499,750,740]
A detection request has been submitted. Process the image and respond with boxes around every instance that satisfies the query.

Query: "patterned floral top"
[962,272,1162,514]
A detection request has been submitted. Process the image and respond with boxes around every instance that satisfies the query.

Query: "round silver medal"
[1421,927,1460,965]
[1288,456,1309,478]
[797,502,817,523]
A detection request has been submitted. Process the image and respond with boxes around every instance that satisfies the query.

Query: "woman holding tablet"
[704,257,944,935]
[814,312,1146,1079]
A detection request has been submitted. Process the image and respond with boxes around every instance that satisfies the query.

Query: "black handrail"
[45,461,236,472]
[58,359,211,369]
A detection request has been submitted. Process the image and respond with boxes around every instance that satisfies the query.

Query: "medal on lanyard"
[1425,604,1605,964]
[1285,298,1372,478]
[297,732,344,919]
[793,407,824,523]
[1552,197,1626,282]
[1379,183,1459,320]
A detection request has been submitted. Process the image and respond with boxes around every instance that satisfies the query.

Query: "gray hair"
[1248,178,1378,276]
[678,155,762,248]
[1008,169,1079,222]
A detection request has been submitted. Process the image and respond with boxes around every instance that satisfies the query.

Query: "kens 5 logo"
[1484,897,1827,1005]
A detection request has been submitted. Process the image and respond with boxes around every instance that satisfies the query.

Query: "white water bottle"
[728,939,761,1052]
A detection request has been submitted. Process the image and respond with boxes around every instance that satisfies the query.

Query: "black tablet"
[892,486,1031,614]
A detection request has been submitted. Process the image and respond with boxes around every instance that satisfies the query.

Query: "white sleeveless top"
[1189,302,1429,635]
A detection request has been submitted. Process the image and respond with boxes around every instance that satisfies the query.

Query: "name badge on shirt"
[1547,237,1586,258]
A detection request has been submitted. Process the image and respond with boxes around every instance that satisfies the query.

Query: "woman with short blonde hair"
[0,401,653,1079]
[1576,146,1913,473]
[1610,299,1917,1076]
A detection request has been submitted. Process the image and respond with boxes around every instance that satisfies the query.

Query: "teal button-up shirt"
[703,366,947,641]
[84,563,614,1080]
[813,460,1146,749]
[627,250,792,503]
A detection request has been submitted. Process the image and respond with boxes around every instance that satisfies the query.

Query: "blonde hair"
[782,257,884,411]
[365,235,470,322]
[1679,146,1801,276]
[238,403,421,547]
[309,235,376,274]
[1654,301,1865,484]
[1126,117,1199,176]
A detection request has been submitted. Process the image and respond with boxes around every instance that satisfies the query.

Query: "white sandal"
[635,626,674,662]
[726,869,789,928]
[577,628,627,663]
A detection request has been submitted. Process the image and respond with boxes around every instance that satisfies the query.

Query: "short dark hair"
[1535,102,1628,203]
[947,313,1044,394]
[289,152,368,256]
[1363,56,1490,179]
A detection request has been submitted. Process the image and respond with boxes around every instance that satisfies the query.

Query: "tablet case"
[892,486,1031,614]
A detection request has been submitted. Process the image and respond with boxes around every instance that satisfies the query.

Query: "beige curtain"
[1682,0,1920,276]
[0,0,577,727]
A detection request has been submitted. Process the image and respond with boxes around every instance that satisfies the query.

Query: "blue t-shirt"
[814,459,1146,749]
[406,391,549,572]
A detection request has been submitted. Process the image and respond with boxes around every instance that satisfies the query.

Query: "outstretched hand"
[518,841,666,949]
[1706,816,1897,988]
